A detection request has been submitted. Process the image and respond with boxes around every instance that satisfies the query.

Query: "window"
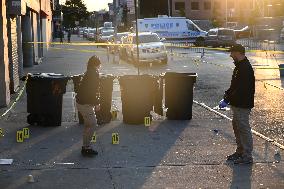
[204,2,211,10]
[175,2,185,11]
[191,2,199,10]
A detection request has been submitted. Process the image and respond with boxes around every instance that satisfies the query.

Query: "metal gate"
[7,16,20,93]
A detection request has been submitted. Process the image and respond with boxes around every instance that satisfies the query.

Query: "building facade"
[171,0,254,25]
[0,0,53,107]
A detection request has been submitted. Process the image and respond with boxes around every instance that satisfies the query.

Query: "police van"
[136,15,207,45]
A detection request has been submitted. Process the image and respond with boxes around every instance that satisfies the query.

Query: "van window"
[187,23,195,31]
[187,21,199,31]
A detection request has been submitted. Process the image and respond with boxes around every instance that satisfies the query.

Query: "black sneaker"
[81,147,98,157]
[234,156,253,164]
[227,152,242,161]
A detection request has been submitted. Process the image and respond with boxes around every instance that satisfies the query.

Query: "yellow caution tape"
[0,75,28,119]
[112,133,119,144]
[0,128,3,137]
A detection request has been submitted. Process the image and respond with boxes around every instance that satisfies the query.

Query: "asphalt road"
[23,36,284,145]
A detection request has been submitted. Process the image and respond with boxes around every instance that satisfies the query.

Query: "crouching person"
[76,55,101,156]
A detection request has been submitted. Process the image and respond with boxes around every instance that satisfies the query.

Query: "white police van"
[136,15,207,45]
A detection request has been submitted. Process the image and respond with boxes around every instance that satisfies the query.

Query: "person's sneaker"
[227,152,242,161]
[81,147,98,157]
[234,156,253,164]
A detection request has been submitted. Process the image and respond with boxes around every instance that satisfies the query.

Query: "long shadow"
[228,163,253,189]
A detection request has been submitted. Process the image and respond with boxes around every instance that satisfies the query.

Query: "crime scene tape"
[194,100,284,150]
[170,52,284,91]
[0,75,28,119]
[165,43,284,54]
[25,41,284,54]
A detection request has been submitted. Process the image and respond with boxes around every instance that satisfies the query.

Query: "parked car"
[79,27,85,37]
[83,28,90,38]
[125,32,168,64]
[280,27,284,42]
[87,28,96,40]
[98,30,114,43]
[118,35,129,60]
[234,26,252,39]
[108,32,131,54]
[204,28,236,47]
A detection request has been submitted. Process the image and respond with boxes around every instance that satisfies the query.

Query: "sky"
[59,0,113,11]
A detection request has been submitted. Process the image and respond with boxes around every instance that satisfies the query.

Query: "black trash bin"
[71,74,84,124]
[119,75,157,124]
[25,73,69,126]
[96,74,114,124]
[164,72,197,120]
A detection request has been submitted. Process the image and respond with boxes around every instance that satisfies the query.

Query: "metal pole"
[168,0,171,16]
[225,0,228,27]
[134,0,140,75]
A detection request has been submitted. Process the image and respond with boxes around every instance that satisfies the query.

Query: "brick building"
[0,0,54,107]
[171,0,254,25]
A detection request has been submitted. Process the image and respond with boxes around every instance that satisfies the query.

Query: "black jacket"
[224,57,255,109]
[76,68,100,105]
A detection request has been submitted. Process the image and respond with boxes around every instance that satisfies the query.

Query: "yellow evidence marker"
[16,131,24,143]
[111,110,118,120]
[23,128,29,139]
[112,133,119,144]
[91,132,96,143]
[144,117,151,127]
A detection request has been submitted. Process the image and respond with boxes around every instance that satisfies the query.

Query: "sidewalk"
[0,36,283,189]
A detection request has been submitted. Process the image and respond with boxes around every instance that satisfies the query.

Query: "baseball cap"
[228,44,245,54]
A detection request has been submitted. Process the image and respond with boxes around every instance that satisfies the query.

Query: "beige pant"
[76,103,97,147]
[231,106,253,158]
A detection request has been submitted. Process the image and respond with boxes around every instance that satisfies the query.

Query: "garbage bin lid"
[27,73,69,80]
[163,72,198,77]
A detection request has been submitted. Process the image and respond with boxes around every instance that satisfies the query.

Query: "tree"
[62,0,89,28]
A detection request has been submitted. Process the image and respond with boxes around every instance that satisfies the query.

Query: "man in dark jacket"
[76,55,101,156]
[219,44,255,164]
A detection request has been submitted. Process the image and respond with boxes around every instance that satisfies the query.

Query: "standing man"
[59,29,64,43]
[219,44,255,164]
[67,29,71,43]
[76,55,101,157]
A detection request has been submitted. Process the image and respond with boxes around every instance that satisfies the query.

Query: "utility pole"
[168,0,171,16]
[225,0,228,27]
[134,0,140,75]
